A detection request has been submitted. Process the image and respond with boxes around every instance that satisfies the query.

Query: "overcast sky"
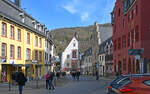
[22,0,116,30]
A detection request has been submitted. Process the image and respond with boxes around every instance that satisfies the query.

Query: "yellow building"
[0,0,48,82]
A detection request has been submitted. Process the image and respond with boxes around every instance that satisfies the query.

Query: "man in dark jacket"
[16,68,27,94]
[49,72,55,90]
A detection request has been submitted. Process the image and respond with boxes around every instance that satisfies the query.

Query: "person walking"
[76,71,80,81]
[95,70,99,80]
[45,72,50,89]
[16,67,27,94]
[49,72,55,90]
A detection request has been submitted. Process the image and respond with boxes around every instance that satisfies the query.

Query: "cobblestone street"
[0,75,114,94]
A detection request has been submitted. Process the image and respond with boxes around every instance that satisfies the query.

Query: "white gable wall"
[61,37,79,70]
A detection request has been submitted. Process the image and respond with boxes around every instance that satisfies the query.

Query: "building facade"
[89,22,112,75]
[81,48,92,75]
[112,0,150,75]
[44,32,55,75]
[98,37,113,76]
[0,0,54,82]
[61,33,79,72]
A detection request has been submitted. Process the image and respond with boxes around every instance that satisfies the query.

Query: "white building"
[44,31,56,75]
[61,33,79,72]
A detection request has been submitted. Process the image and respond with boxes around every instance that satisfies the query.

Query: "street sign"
[128,48,144,55]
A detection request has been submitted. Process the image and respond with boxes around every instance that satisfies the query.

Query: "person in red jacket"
[45,72,50,89]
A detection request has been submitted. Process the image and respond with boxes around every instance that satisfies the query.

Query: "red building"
[112,0,150,75]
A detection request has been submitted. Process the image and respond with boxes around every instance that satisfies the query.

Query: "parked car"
[119,76,150,94]
[107,74,150,94]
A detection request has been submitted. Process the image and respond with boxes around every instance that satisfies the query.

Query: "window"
[123,59,126,71]
[144,80,150,86]
[35,50,38,60]
[67,55,70,59]
[18,29,21,41]
[135,25,139,42]
[100,56,101,61]
[131,10,134,19]
[45,52,47,60]
[118,8,121,16]
[35,36,38,46]
[123,19,125,28]
[17,46,21,59]
[114,40,117,51]
[72,50,77,58]
[47,41,49,48]
[10,26,15,39]
[39,51,42,61]
[49,54,51,61]
[123,0,136,13]
[128,32,131,47]
[39,38,42,48]
[122,35,126,48]
[73,43,76,47]
[2,43,7,57]
[67,63,70,67]
[10,45,15,59]
[118,38,121,49]
[2,22,7,37]
[26,48,31,60]
[136,5,138,14]
[27,33,30,44]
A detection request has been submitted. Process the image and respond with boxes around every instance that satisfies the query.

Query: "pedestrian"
[72,72,76,80]
[56,72,60,80]
[76,71,80,81]
[49,71,55,90]
[15,67,27,94]
[95,70,99,80]
[45,72,50,89]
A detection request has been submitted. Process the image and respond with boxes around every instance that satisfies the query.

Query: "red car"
[119,76,150,94]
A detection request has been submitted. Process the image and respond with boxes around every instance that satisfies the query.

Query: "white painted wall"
[61,37,79,70]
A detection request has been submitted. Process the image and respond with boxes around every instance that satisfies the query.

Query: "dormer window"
[37,23,40,31]
[19,12,25,23]
[32,20,36,29]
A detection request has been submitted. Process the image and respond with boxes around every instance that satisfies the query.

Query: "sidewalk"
[0,77,71,94]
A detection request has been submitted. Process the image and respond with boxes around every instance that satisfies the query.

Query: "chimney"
[74,32,79,40]
[15,0,21,8]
